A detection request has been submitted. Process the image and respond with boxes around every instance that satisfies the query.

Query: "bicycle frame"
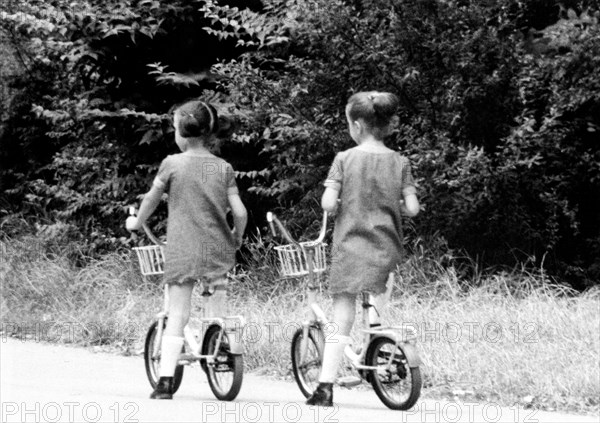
[133,211,245,363]
[151,283,246,366]
[308,289,422,374]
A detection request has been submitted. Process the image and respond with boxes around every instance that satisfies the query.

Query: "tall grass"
[1,235,598,415]
[1,235,161,348]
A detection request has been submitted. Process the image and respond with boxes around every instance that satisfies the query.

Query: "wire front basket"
[133,245,165,276]
[274,242,327,277]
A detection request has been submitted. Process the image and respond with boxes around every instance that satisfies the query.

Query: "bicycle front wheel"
[202,324,243,401]
[366,336,421,410]
[144,319,184,393]
[291,325,325,398]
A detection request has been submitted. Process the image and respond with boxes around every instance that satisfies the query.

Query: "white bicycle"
[130,207,244,401]
[267,211,422,410]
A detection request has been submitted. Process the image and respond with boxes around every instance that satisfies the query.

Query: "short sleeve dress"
[324,147,417,295]
[153,152,238,285]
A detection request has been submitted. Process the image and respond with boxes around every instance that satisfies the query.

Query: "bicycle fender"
[370,334,422,367]
[225,330,244,355]
[203,324,244,355]
[399,342,421,367]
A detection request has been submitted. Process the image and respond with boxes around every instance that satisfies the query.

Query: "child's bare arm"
[321,187,340,213]
[228,193,247,248]
[400,193,420,217]
[126,184,164,231]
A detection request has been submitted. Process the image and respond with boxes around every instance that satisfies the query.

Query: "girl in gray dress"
[307,91,420,407]
[126,100,247,400]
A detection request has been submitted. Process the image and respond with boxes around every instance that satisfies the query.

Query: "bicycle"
[129,207,244,401]
[267,211,422,410]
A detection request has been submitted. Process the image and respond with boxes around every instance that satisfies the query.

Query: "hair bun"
[174,100,222,137]
[371,92,399,118]
[346,91,399,138]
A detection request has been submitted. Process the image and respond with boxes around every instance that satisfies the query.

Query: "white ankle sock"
[319,334,351,383]
[159,336,184,377]
[206,289,227,318]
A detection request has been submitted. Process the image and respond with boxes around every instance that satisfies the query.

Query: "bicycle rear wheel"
[366,336,421,410]
[291,325,325,398]
[202,324,243,401]
[144,319,184,393]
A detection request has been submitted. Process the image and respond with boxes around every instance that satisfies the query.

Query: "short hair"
[346,91,399,138]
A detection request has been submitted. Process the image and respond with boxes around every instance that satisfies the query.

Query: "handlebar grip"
[127,205,163,245]
[266,212,277,237]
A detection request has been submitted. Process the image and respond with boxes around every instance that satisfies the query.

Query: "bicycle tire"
[291,325,325,398]
[144,319,184,394]
[201,324,243,401]
[366,336,421,410]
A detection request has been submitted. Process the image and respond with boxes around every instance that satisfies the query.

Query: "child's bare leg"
[206,277,228,318]
[369,272,394,325]
[319,292,356,383]
[307,292,356,405]
[160,281,193,378]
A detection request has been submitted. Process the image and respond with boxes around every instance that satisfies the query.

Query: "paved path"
[1,339,596,422]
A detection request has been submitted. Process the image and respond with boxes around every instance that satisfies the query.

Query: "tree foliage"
[1,0,599,287]
[0,0,264,252]
[207,0,600,287]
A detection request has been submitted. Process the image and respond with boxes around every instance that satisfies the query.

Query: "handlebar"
[267,211,328,247]
[128,206,164,246]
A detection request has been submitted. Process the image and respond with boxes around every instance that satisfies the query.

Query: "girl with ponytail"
[306,91,420,407]
[126,100,247,399]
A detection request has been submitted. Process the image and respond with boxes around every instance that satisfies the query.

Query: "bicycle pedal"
[178,352,198,361]
[336,375,362,387]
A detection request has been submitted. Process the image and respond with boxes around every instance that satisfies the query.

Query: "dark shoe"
[306,382,333,406]
[150,377,173,399]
